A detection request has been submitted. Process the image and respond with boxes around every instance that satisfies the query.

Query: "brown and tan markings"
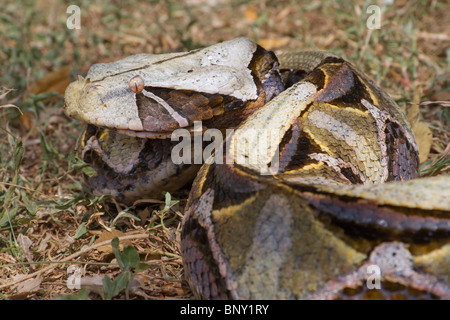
[65,38,450,300]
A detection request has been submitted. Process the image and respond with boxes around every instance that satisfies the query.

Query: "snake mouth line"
[117,123,206,139]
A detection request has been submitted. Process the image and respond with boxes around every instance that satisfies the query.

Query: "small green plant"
[102,237,148,300]
[0,137,24,225]
[148,192,180,230]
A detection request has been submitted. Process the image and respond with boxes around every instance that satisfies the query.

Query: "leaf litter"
[0,0,449,300]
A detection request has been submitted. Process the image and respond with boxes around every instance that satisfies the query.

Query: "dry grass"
[0,0,449,300]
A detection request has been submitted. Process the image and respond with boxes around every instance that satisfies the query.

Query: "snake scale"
[65,37,450,300]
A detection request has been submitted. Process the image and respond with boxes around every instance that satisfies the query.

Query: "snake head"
[64,38,280,138]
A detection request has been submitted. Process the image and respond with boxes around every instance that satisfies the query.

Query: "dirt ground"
[0,0,449,300]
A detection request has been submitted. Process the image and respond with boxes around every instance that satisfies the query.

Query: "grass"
[0,0,449,299]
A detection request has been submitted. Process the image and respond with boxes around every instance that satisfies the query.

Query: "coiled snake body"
[65,38,450,299]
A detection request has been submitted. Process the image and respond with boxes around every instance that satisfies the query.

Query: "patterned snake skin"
[64,38,450,300]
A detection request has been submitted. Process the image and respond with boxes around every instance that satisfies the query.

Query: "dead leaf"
[37,233,52,253]
[412,122,433,163]
[19,111,37,132]
[127,275,156,299]
[28,66,71,97]
[244,6,258,22]
[161,282,189,296]
[430,92,450,102]
[86,211,111,231]
[94,229,130,253]
[407,99,420,125]
[14,275,42,295]
[407,87,433,163]
[8,292,35,300]
[258,37,291,50]
[17,234,33,264]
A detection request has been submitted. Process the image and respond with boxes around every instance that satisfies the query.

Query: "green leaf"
[22,92,58,113]
[67,151,97,177]
[74,223,87,240]
[121,245,140,270]
[81,165,98,178]
[0,205,18,227]
[102,273,130,300]
[135,261,149,273]
[40,134,62,160]
[13,139,24,171]
[113,272,131,293]
[21,191,38,215]
[164,191,179,211]
[0,137,23,222]
[111,237,140,271]
[111,237,123,269]
[102,275,115,300]
[112,209,140,226]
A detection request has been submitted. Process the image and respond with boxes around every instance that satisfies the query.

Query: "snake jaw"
[64,37,263,134]
[127,118,144,131]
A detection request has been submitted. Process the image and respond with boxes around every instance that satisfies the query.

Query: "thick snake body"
[64,38,450,299]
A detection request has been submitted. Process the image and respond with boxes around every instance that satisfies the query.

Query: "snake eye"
[129,75,144,93]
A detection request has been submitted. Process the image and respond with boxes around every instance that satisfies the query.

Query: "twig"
[0,233,149,290]
[0,181,45,195]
